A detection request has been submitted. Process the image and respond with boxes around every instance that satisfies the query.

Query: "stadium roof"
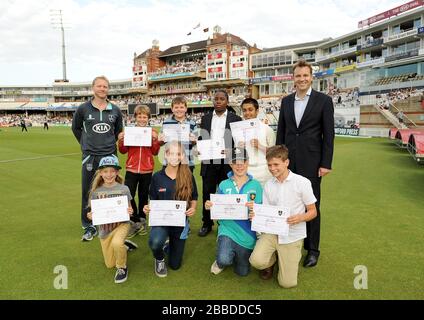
[208,32,251,48]
[159,40,207,58]
[135,49,150,59]
[260,39,331,52]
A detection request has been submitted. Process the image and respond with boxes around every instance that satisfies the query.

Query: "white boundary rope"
[0,153,79,163]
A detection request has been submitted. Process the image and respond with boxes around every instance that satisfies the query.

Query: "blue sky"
[0,0,408,85]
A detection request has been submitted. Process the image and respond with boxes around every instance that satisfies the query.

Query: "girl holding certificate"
[118,105,161,238]
[239,98,276,186]
[86,155,136,284]
[143,141,198,278]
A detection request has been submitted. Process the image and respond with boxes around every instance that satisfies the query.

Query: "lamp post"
[50,10,70,82]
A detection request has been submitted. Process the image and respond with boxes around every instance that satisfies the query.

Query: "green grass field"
[1,126,423,300]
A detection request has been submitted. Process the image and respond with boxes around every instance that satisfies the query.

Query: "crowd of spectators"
[327,87,360,108]
[377,88,424,110]
[0,114,73,127]
[149,59,205,77]
[150,80,207,95]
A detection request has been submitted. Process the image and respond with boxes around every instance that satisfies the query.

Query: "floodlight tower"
[50,9,69,82]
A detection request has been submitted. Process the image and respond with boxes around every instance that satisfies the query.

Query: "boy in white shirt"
[239,98,276,186]
[248,145,317,288]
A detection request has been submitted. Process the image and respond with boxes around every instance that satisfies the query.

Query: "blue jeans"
[216,235,253,276]
[148,226,186,270]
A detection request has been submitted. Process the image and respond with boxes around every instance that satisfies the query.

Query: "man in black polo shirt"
[72,76,123,241]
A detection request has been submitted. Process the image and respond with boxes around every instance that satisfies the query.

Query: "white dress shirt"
[211,110,227,141]
[294,86,312,128]
[263,170,317,244]
[246,121,276,185]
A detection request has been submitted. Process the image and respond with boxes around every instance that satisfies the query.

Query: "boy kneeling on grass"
[205,147,263,276]
[249,145,317,288]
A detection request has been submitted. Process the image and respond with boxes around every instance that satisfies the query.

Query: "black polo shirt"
[149,169,198,202]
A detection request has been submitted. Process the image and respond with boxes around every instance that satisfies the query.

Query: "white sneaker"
[210,260,224,275]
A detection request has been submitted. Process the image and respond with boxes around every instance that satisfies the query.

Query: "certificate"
[230,119,259,145]
[162,123,190,142]
[148,200,187,227]
[196,139,226,161]
[91,196,129,226]
[124,126,152,147]
[210,194,248,220]
[251,204,290,236]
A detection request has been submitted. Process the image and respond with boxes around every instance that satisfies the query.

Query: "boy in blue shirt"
[205,148,263,276]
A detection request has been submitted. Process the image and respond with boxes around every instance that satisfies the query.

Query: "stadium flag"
[203,27,209,32]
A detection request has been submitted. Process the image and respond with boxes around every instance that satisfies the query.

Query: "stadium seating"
[373,73,420,86]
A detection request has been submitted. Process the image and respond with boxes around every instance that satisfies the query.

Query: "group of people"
[71,60,335,287]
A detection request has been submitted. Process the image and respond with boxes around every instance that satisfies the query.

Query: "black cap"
[229,147,249,162]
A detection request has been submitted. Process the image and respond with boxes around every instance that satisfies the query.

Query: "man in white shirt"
[249,145,317,288]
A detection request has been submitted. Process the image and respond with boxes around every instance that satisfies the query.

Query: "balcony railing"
[316,46,357,62]
[384,28,418,43]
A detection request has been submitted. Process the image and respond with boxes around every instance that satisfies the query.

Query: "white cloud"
[0,0,408,85]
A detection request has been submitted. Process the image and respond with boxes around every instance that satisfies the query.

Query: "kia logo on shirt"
[93,123,111,133]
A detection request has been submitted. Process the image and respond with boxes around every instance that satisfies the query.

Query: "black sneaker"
[81,226,98,241]
[155,259,167,278]
[124,240,138,252]
[114,267,128,284]
[198,226,212,237]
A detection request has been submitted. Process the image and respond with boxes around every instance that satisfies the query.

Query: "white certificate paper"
[230,119,259,145]
[162,123,190,142]
[210,194,248,220]
[148,200,187,227]
[91,196,129,226]
[124,126,152,147]
[196,139,226,161]
[251,204,290,236]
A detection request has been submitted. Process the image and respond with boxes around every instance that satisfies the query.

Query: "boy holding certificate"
[159,96,197,172]
[143,141,198,278]
[118,105,161,238]
[205,148,262,276]
[239,98,276,186]
[86,156,136,284]
[248,145,317,288]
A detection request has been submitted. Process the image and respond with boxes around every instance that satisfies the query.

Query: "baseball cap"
[229,147,249,162]
[98,155,121,170]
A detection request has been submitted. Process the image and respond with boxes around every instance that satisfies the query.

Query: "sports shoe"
[210,260,224,275]
[155,259,168,278]
[81,226,98,241]
[114,267,128,284]
[127,221,142,239]
[124,239,138,252]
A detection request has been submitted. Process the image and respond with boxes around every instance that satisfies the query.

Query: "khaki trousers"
[249,234,303,288]
[99,223,130,269]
